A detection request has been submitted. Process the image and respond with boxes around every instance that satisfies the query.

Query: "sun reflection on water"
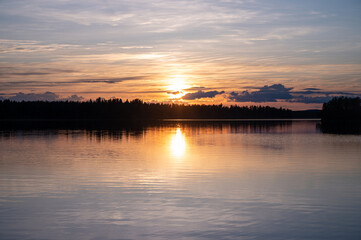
[170,128,186,158]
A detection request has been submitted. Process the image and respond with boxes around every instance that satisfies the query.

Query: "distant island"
[321,97,361,134]
[0,98,320,120]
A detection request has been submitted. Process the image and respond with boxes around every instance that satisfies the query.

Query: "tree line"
[0,98,293,119]
[321,96,361,133]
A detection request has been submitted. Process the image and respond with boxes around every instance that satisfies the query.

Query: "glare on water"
[0,121,360,240]
[169,128,186,158]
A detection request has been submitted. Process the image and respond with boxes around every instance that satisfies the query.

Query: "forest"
[321,97,361,133]
[1,97,360,133]
[0,98,294,120]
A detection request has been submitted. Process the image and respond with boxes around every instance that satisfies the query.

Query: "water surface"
[0,120,360,239]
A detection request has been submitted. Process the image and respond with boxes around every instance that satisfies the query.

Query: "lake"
[0,120,360,240]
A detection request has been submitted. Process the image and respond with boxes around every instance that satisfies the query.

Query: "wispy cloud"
[0,0,360,108]
[1,76,147,87]
[71,76,146,84]
[0,39,78,53]
[3,91,84,102]
[0,67,75,77]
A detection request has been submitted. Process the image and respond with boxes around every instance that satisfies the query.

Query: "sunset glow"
[1,1,361,238]
[167,75,189,99]
[170,128,186,158]
[0,1,360,109]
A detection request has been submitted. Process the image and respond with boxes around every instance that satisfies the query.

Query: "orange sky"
[1,0,361,110]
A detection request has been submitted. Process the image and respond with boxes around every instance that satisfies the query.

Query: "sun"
[168,75,189,99]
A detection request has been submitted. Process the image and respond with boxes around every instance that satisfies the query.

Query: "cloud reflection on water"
[0,121,361,239]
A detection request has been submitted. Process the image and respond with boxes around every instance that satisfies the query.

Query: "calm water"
[0,120,361,240]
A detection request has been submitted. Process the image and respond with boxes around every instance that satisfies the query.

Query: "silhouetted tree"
[0,98,294,120]
[321,97,361,133]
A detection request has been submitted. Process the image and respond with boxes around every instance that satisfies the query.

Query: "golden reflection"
[170,128,186,157]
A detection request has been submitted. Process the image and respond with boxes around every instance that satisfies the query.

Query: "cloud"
[0,39,78,54]
[1,1,360,105]
[167,91,182,95]
[182,90,225,100]
[0,68,75,77]
[229,84,293,102]
[4,92,84,102]
[72,76,145,84]
[0,72,50,76]
[1,76,146,88]
[303,87,321,91]
[185,86,206,91]
[8,92,60,101]
[66,95,84,101]
[292,90,358,96]
[289,96,333,104]
[229,83,361,104]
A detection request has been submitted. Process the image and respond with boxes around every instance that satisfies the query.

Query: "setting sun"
[168,75,189,99]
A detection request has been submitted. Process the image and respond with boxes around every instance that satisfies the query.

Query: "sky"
[0,0,361,109]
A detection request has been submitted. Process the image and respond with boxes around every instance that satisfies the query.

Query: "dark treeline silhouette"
[321,97,361,134]
[0,98,294,120]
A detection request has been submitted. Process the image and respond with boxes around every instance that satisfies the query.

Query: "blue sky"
[1,0,360,109]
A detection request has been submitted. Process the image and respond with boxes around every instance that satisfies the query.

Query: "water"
[0,120,360,240]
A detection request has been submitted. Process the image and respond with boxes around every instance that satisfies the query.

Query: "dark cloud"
[4,92,84,102]
[167,91,182,95]
[293,89,358,95]
[229,84,361,104]
[8,92,59,101]
[182,90,225,100]
[303,87,321,91]
[229,84,293,102]
[289,96,333,103]
[66,94,84,101]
